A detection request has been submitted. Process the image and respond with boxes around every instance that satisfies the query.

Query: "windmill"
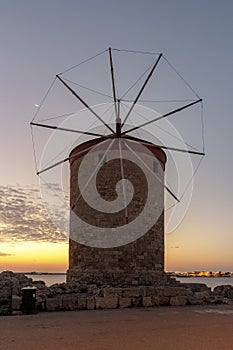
[30,48,205,285]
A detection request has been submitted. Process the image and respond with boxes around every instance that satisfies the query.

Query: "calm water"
[26,274,66,286]
[26,274,233,290]
[176,277,233,290]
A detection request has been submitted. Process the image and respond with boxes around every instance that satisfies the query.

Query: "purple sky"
[0,0,233,270]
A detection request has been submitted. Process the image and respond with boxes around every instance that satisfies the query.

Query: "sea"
[176,277,233,290]
[26,274,233,290]
[25,274,66,287]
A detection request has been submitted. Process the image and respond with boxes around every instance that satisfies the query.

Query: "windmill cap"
[69,136,166,170]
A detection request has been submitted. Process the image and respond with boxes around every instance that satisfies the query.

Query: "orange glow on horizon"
[0,242,68,273]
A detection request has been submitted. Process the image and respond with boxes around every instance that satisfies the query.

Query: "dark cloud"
[170,246,180,249]
[0,185,67,243]
[0,252,14,257]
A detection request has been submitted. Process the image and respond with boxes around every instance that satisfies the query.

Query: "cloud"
[0,185,67,244]
[0,252,14,257]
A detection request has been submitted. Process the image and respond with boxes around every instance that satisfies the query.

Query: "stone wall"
[1,272,233,316]
[68,213,165,286]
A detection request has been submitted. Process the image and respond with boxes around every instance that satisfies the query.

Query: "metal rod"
[125,141,180,202]
[122,99,202,135]
[165,185,180,202]
[56,75,115,134]
[30,122,106,138]
[116,118,122,137]
[109,48,118,120]
[118,139,128,223]
[117,99,120,119]
[143,144,205,156]
[37,158,68,175]
[71,139,115,211]
[121,53,163,127]
[115,99,121,137]
[36,141,101,175]
[125,136,204,155]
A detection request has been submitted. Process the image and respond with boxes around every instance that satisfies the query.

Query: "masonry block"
[46,298,63,311]
[77,297,87,310]
[170,296,187,306]
[12,295,21,311]
[142,296,153,307]
[86,296,95,310]
[118,297,132,308]
[95,296,118,309]
[103,288,123,298]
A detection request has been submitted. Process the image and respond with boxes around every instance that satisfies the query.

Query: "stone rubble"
[1,271,233,316]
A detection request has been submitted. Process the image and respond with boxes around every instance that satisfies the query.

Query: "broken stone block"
[158,296,170,306]
[131,296,142,307]
[86,297,95,310]
[103,288,123,298]
[194,291,211,302]
[46,297,63,311]
[62,296,77,311]
[12,295,21,311]
[163,287,187,297]
[170,296,187,306]
[142,296,153,307]
[77,297,87,310]
[123,288,140,298]
[118,297,131,308]
[95,296,118,309]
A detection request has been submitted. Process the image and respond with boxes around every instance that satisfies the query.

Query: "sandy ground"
[1,305,233,350]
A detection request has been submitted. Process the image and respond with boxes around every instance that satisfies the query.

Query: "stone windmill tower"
[30,48,204,288]
[67,135,167,286]
[63,49,202,287]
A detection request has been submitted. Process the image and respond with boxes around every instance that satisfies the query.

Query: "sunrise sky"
[1,0,233,273]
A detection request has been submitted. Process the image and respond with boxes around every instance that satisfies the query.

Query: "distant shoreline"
[176,275,233,278]
[20,272,66,276]
[7,272,233,278]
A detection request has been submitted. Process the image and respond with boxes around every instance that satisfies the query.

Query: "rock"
[194,291,211,302]
[222,298,233,305]
[187,296,205,305]
[48,283,72,297]
[4,270,231,314]
[180,283,210,293]
[0,271,37,316]
[14,273,33,288]
[0,271,15,279]
[213,285,233,299]
[0,278,12,316]
[12,295,21,311]
[10,277,20,294]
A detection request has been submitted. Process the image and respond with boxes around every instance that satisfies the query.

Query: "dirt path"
[1,305,233,350]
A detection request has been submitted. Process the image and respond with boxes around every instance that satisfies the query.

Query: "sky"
[0,0,233,272]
